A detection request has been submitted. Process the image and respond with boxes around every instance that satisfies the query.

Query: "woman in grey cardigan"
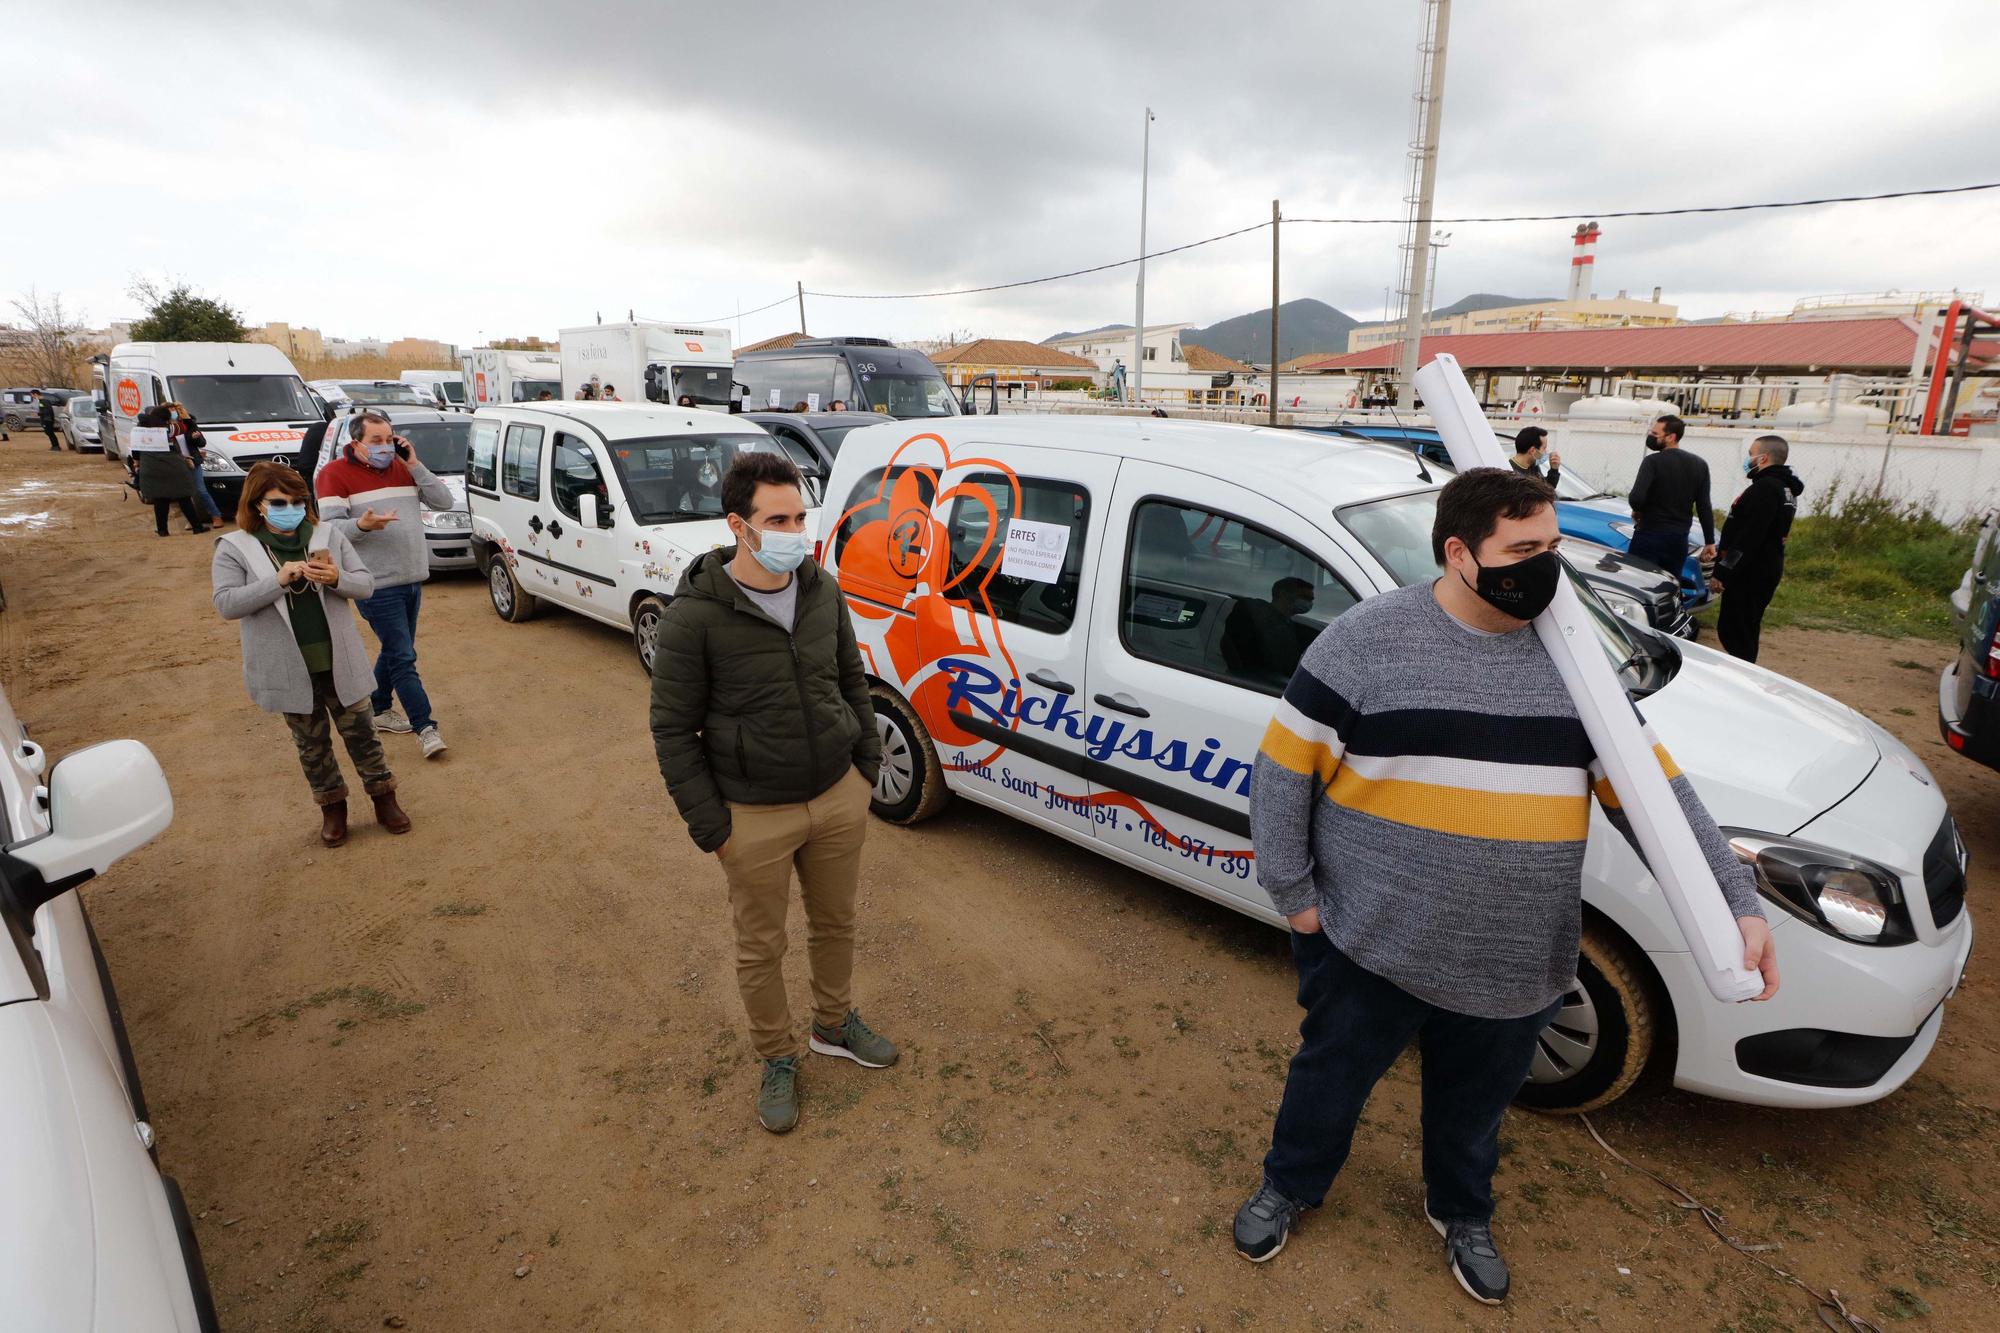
[212,461,413,846]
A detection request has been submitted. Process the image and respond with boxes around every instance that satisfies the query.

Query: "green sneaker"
[757,1056,800,1133]
[809,1009,899,1069]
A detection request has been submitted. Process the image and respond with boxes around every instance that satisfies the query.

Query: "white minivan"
[819,416,1973,1112]
[464,403,825,669]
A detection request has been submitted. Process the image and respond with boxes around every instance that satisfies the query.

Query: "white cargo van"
[819,415,1972,1113]
[557,321,733,410]
[400,369,468,412]
[461,348,562,408]
[464,402,799,669]
[104,341,320,513]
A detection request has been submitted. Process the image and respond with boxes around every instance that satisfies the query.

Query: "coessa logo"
[226,429,306,443]
[938,657,1253,797]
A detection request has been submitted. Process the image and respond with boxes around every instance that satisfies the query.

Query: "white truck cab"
[820,415,1973,1112]
[461,348,563,408]
[104,341,319,514]
[557,321,734,410]
[464,402,801,669]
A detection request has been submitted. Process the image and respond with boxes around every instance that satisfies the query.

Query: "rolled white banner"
[1414,354,1762,1003]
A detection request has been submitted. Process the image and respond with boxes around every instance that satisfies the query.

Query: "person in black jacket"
[1708,434,1804,663]
[35,391,60,451]
[1627,415,1715,578]
[1509,426,1560,488]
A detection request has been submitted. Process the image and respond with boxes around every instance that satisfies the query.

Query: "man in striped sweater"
[316,410,458,759]
[1233,468,1777,1305]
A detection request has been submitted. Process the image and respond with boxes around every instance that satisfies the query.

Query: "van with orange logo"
[104,341,319,514]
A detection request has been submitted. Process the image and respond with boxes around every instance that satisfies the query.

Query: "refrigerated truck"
[557,321,734,411]
[103,341,321,513]
[461,348,563,407]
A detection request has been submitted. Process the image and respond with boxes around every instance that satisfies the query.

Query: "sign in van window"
[945,473,1090,633]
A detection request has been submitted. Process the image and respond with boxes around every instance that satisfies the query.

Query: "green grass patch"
[1746,483,1979,641]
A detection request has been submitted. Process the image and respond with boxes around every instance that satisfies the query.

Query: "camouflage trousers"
[285,671,395,806]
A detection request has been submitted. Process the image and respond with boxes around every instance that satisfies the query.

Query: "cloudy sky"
[8,0,1997,349]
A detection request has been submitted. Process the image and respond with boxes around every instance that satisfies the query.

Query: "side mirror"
[9,740,174,911]
[578,492,601,528]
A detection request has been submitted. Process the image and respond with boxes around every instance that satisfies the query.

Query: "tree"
[127,278,249,342]
[5,288,88,387]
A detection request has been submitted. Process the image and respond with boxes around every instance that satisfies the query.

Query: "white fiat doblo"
[818,415,1971,1113]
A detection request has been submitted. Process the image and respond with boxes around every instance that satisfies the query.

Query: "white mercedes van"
[105,342,319,514]
[818,415,1973,1113]
[463,403,820,670]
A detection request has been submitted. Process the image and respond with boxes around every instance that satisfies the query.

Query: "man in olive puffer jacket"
[649,450,894,1133]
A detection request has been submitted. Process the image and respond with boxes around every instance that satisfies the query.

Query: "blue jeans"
[1627,527,1689,580]
[357,582,434,732]
[190,465,223,521]
[1262,930,1560,1224]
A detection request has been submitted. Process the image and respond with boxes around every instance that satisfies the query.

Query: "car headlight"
[1723,829,1916,945]
[203,452,245,476]
[421,508,471,530]
[1597,587,1651,625]
[1608,520,1635,540]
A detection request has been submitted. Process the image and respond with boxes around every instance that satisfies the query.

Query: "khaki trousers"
[719,767,872,1059]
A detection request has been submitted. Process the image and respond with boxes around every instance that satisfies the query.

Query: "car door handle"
[527,515,543,534]
[548,519,565,539]
[1026,669,1074,695]
[1093,692,1150,718]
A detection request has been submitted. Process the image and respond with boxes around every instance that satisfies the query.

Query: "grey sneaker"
[418,725,447,759]
[1233,1180,1303,1262]
[374,707,413,734]
[1427,1208,1509,1304]
[808,1009,899,1068]
[757,1056,800,1133]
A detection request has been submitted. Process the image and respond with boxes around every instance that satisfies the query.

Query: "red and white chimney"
[1567,222,1600,303]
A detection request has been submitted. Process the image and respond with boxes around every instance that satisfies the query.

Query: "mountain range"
[1043,293,1556,365]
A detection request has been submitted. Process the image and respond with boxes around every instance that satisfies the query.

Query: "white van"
[461,348,562,408]
[464,403,811,669]
[557,321,734,410]
[819,415,1972,1112]
[399,369,468,412]
[104,342,319,514]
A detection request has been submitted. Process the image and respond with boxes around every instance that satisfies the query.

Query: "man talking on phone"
[316,410,457,759]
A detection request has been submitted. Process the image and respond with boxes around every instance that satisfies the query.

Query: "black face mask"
[1461,550,1562,621]
[1642,432,1664,452]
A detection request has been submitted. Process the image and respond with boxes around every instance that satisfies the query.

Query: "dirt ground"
[3,442,1995,1332]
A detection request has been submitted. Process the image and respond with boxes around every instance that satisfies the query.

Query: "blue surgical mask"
[1742,456,1757,476]
[266,501,307,532]
[750,526,809,575]
[364,442,396,468]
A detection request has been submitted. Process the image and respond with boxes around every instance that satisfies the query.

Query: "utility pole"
[1396,0,1450,403]
[796,281,808,336]
[1133,107,1155,407]
[1269,199,1281,426]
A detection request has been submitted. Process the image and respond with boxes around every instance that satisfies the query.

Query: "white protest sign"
[767,389,782,408]
[806,393,821,412]
[1000,518,1069,583]
[128,426,172,453]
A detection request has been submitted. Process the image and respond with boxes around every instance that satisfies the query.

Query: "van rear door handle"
[1093,692,1150,718]
[1026,669,1074,695]
[528,515,543,534]
[548,519,565,539]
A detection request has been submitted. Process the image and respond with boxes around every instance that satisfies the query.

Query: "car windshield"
[341,383,427,405]
[1336,489,1676,694]
[397,420,470,474]
[1553,463,1608,500]
[435,380,466,404]
[811,422,873,455]
[670,364,733,407]
[856,371,961,419]
[604,433,801,523]
[513,379,561,402]
[168,374,319,424]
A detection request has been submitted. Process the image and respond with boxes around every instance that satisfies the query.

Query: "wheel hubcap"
[1526,977,1601,1084]
[875,715,914,804]
[489,562,513,614]
[636,611,659,669]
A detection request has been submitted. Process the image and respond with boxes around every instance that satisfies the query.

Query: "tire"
[1513,921,1657,1114]
[868,685,950,825]
[488,554,538,623]
[632,595,669,674]
[2,412,22,431]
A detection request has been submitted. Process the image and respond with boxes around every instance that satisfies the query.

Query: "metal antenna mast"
[1395,0,1450,403]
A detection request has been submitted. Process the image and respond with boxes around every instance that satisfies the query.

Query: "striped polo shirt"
[1250,581,1761,1020]
[315,449,457,590]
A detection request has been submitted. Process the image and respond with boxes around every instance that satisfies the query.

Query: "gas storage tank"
[1569,395,1678,421]
[1771,398,1891,429]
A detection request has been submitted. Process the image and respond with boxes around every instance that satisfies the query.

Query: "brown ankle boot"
[320,800,348,847]
[372,790,412,834]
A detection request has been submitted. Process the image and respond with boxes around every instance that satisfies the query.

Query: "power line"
[646,293,797,326]
[747,180,2000,308]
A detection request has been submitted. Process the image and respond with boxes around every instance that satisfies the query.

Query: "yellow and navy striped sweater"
[1249,583,1761,1020]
